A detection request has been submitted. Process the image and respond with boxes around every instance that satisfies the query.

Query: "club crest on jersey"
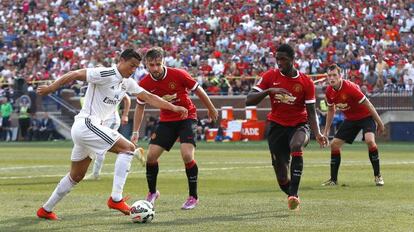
[121,84,127,91]
[340,94,348,101]
[293,84,303,93]
[168,82,176,90]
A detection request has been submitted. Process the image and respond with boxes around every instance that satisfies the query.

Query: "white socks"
[111,153,133,201]
[43,173,77,212]
[92,153,106,176]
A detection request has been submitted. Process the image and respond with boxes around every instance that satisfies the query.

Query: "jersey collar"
[112,64,123,81]
[278,69,299,79]
[333,80,344,91]
[149,66,168,81]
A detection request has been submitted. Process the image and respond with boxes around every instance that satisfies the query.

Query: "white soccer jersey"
[76,65,144,122]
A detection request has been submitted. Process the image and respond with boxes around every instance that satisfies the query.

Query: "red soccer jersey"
[325,80,371,121]
[137,67,199,122]
[253,69,316,127]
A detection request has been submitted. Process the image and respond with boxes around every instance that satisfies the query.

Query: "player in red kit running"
[322,64,385,186]
[246,44,328,210]
[131,47,218,210]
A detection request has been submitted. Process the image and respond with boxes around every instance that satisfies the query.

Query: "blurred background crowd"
[1,0,414,141]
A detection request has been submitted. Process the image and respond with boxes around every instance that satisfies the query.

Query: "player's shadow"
[0,209,291,231]
[217,188,276,195]
[152,210,290,227]
[0,216,61,232]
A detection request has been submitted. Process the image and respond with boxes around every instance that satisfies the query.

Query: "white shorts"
[102,113,121,130]
[70,117,121,161]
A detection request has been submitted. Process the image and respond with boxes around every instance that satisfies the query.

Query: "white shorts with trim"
[71,117,121,161]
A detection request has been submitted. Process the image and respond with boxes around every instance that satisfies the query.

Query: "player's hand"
[121,115,129,125]
[268,88,292,96]
[36,85,53,96]
[173,106,188,119]
[208,108,218,121]
[377,122,385,135]
[131,132,139,145]
[316,133,329,148]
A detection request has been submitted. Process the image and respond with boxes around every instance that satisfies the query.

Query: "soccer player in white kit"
[36,49,188,220]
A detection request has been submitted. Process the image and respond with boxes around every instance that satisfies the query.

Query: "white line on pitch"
[0,160,413,180]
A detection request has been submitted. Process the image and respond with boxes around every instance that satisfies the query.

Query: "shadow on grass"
[0,210,290,231]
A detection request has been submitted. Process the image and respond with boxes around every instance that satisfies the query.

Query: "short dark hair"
[328,63,341,73]
[120,49,141,61]
[144,47,164,61]
[276,44,295,59]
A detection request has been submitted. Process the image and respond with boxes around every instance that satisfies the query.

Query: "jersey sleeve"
[126,78,145,95]
[136,79,148,105]
[351,82,367,104]
[179,69,199,91]
[252,71,271,92]
[304,75,316,104]
[86,67,114,85]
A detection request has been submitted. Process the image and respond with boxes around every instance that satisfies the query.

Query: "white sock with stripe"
[111,153,133,201]
[43,173,77,212]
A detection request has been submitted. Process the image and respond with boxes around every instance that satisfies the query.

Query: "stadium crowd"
[0,0,414,98]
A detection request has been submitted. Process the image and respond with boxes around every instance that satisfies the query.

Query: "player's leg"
[107,136,135,200]
[180,143,199,209]
[145,122,177,204]
[104,136,136,215]
[323,120,359,185]
[362,117,383,185]
[271,151,291,195]
[38,146,92,220]
[267,122,290,195]
[323,138,345,185]
[179,119,199,209]
[87,117,120,180]
[145,144,164,204]
[288,125,310,198]
[285,125,311,210]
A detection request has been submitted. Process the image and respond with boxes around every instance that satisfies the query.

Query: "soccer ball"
[130,200,155,223]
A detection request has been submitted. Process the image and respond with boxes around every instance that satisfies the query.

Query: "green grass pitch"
[0,141,413,231]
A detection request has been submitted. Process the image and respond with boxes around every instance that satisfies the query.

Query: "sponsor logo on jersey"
[335,103,350,111]
[162,93,177,102]
[274,93,296,105]
[103,97,121,105]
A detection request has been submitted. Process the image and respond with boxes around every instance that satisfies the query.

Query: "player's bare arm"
[37,69,87,96]
[246,88,291,106]
[135,91,188,118]
[306,103,328,147]
[323,104,336,137]
[121,95,131,125]
[194,87,218,121]
[131,103,145,144]
[362,98,385,135]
